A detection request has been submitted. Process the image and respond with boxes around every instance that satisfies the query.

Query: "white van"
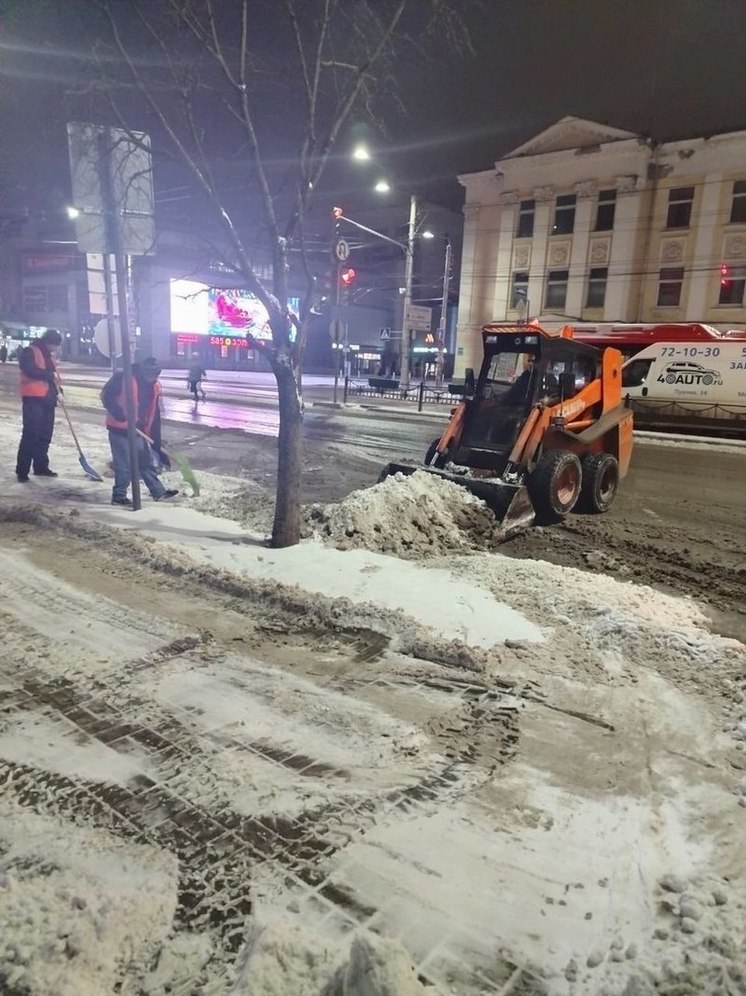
[622,342,746,422]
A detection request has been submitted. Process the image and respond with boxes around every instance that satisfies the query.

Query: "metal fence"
[342,377,461,411]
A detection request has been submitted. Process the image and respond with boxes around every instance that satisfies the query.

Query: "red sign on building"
[21,252,77,274]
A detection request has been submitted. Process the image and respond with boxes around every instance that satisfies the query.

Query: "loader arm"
[433,401,466,459]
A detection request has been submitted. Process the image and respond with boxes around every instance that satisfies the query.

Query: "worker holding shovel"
[15,328,63,483]
[101,357,178,507]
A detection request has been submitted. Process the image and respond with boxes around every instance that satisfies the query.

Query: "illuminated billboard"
[169,278,298,342]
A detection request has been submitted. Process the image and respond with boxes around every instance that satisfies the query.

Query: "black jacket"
[101,365,162,449]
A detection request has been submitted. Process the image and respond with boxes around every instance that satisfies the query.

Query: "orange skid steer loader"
[381,322,634,537]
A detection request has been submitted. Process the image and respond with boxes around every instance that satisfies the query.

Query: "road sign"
[404,304,432,332]
[94,317,121,358]
[380,327,391,340]
[333,237,350,262]
[67,122,155,255]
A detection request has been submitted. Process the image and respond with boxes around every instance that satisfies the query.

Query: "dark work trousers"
[16,397,56,477]
[108,431,167,501]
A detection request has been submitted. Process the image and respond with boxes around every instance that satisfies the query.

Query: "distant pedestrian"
[0,342,7,363]
[15,328,62,483]
[186,353,207,402]
[101,357,178,507]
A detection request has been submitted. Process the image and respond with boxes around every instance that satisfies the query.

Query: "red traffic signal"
[340,267,356,286]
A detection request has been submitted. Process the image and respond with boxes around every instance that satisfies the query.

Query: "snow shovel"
[136,429,201,497]
[58,394,104,482]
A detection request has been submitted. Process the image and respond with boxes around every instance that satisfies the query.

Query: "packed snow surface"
[0,413,744,995]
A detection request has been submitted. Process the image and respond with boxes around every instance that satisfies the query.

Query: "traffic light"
[340,267,356,287]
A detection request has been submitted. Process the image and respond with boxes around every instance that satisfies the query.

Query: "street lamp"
[348,145,441,389]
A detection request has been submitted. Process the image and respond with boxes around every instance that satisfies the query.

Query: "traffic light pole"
[332,203,417,392]
[332,259,342,404]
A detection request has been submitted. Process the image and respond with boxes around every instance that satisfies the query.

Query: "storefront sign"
[21,252,77,274]
[209,334,246,347]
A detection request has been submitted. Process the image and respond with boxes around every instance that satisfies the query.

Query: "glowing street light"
[350,145,436,389]
[66,206,80,219]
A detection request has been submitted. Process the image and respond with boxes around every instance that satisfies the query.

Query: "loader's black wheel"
[527,450,582,523]
[424,438,448,469]
[579,452,619,513]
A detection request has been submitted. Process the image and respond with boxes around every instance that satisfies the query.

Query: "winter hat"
[41,329,62,346]
[142,356,162,375]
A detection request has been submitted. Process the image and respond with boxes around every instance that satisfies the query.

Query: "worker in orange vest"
[15,328,63,483]
[101,357,178,507]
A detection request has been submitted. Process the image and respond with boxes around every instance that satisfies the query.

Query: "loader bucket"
[378,463,535,539]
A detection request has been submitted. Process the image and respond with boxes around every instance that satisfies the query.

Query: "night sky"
[1,0,745,217]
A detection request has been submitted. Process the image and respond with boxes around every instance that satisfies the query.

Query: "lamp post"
[435,235,452,387]
[399,193,416,390]
[350,145,431,392]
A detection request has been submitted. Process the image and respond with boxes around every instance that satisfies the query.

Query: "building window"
[552,194,576,235]
[594,190,616,231]
[545,269,569,310]
[718,263,746,305]
[586,267,608,308]
[666,186,694,229]
[657,267,684,306]
[729,181,746,224]
[511,271,529,307]
[516,200,535,238]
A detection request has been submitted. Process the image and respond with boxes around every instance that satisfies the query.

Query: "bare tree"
[85,0,473,547]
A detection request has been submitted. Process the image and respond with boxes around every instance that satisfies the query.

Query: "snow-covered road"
[0,422,744,995]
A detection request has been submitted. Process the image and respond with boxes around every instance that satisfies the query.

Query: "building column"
[565,183,596,318]
[492,194,518,319]
[454,201,482,377]
[528,186,555,317]
[686,172,722,319]
[606,177,645,321]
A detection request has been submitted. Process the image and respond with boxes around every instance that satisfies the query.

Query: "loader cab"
[456,332,600,468]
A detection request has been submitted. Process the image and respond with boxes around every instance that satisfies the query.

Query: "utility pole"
[399,193,416,390]
[332,259,342,404]
[435,235,452,387]
[101,253,118,374]
[98,129,141,511]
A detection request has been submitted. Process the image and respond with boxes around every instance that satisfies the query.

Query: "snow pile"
[0,803,179,996]
[235,918,435,995]
[302,471,504,558]
[189,475,274,532]
[594,872,746,995]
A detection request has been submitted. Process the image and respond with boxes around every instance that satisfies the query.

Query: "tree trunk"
[271,362,303,547]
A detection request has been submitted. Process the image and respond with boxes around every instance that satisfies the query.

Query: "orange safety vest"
[106,378,161,434]
[20,343,57,399]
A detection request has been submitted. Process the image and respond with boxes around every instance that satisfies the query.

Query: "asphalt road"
[1,362,743,638]
[0,364,441,463]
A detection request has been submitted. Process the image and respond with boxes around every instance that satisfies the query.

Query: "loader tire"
[527,450,582,523]
[579,452,619,513]
[424,438,448,469]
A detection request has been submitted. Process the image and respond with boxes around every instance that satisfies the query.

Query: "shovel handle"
[135,427,154,446]
[58,394,84,455]
[136,428,171,468]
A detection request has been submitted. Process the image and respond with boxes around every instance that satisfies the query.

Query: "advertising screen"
[170,278,298,342]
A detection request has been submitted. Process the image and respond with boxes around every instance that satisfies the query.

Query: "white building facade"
[455,117,746,375]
